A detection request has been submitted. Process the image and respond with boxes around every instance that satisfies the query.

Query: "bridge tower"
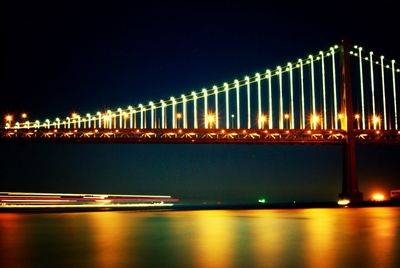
[339,39,363,202]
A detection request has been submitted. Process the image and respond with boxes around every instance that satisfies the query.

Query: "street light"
[21,113,28,119]
[355,114,360,129]
[123,112,129,128]
[176,113,182,128]
[311,114,320,130]
[72,113,78,128]
[231,114,235,129]
[5,114,13,126]
[372,115,380,129]
[284,113,290,129]
[207,113,215,129]
[338,113,344,129]
[259,114,267,129]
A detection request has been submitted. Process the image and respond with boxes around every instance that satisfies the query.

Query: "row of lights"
[4,45,342,131]
[351,45,400,72]
[3,111,384,130]
[5,44,396,131]
[5,112,368,130]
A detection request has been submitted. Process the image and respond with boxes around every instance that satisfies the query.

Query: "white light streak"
[149,102,155,129]
[245,76,251,129]
[320,51,327,129]
[160,101,165,129]
[370,51,376,117]
[234,79,240,129]
[213,86,219,129]
[192,92,198,129]
[358,47,366,129]
[182,94,187,129]
[392,60,398,130]
[278,66,283,129]
[331,47,338,129]
[128,106,133,128]
[139,104,144,129]
[256,73,262,129]
[267,70,273,129]
[288,63,294,129]
[171,97,176,129]
[118,108,123,128]
[86,114,91,128]
[203,88,208,128]
[298,59,305,129]
[309,55,316,117]
[224,83,230,128]
[380,56,387,130]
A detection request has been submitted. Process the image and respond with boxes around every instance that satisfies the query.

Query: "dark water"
[1,207,399,268]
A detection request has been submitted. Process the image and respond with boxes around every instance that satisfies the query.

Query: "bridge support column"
[340,133,363,202]
[339,39,363,203]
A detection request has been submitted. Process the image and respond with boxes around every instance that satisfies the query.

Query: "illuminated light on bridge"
[371,193,385,202]
[259,114,267,129]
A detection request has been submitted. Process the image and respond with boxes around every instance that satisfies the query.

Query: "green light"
[258,198,267,204]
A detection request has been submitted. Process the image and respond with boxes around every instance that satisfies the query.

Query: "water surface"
[1,207,399,267]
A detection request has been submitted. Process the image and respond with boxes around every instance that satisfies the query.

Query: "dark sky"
[1,0,400,203]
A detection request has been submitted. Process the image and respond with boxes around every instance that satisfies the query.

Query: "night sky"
[1,0,400,203]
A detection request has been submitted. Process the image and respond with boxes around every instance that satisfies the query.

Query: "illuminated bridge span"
[2,40,400,202]
[3,41,400,142]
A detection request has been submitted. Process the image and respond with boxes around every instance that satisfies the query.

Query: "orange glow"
[284,113,289,119]
[5,115,13,122]
[355,114,360,119]
[372,115,380,124]
[372,193,385,201]
[206,113,215,128]
[311,114,320,124]
[21,113,27,119]
[176,113,182,119]
[71,112,78,118]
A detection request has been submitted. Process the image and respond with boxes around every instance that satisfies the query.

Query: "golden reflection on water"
[303,209,338,268]
[86,211,133,268]
[0,213,27,268]
[364,208,398,267]
[191,210,234,268]
[0,207,399,267]
[247,210,285,267]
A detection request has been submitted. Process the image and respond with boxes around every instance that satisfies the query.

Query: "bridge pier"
[339,39,363,203]
[340,133,363,202]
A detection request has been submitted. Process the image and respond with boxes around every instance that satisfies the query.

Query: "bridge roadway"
[1,128,400,144]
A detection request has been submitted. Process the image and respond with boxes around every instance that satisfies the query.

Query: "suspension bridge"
[2,40,400,202]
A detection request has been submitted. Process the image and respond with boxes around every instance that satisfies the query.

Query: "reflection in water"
[365,208,398,267]
[0,213,27,268]
[0,208,399,267]
[249,210,285,267]
[304,209,338,268]
[192,210,234,268]
[87,212,133,267]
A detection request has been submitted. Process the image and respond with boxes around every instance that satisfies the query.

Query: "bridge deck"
[1,128,400,144]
